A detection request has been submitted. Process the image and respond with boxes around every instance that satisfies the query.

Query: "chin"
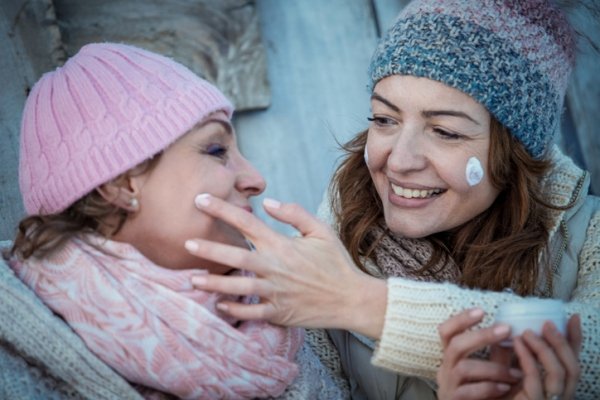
[384,220,433,239]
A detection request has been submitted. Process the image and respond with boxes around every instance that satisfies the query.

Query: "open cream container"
[495,299,567,346]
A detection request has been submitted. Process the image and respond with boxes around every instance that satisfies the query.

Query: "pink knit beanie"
[19,42,233,215]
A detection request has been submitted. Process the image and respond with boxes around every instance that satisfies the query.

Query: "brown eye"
[434,128,461,140]
[368,116,395,126]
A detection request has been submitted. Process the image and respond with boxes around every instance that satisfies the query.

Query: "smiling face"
[366,75,500,238]
[114,111,266,273]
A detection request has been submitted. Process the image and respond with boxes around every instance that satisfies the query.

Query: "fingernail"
[195,193,211,208]
[263,197,281,209]
[509,368,523,379]
[191,276,207,286]
[494,324,511,337]
[185,240,199,252]
[497,383,511,392]
[216,303,229,311]
[469,308,484,318]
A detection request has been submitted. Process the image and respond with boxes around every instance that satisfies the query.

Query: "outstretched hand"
[186,194,388,338]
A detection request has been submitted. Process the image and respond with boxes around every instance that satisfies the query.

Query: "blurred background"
[1,0,598,239]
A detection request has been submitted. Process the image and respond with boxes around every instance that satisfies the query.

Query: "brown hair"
[12,156,161,260]
[331,117,560,296]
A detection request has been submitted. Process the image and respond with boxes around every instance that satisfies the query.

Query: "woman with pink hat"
[2,43,348,399]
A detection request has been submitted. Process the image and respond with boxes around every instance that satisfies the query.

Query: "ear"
[96,175,142,212]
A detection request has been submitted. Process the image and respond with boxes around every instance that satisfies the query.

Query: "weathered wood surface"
[54,0,269,111]
[564,3,600,194]
[0,0,65,240]
[372,0,411,33]
[1,0,599,240]
[0,0,269,240]
[234,0,379,234]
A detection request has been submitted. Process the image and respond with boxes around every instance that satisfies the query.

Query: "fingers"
[521,329,565,396]
[566,314,582,358]
[438,308,485,348]
[444,323,511,367]
[194,193,279,244]
[513,336,543,397]
[216,301,277,321]
[185,238,265,275]
[512,320,582,400]
[262,198,331,238]
[191,273,269,297]
[453,359,522,384]
[437,358,518,400]
[448,381,512,400]
[489,344,514,367]
[542,319,581,398]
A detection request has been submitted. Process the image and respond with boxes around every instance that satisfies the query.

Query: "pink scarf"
[10,236,302,399]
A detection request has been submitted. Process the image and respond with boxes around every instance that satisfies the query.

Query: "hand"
[509,314,582,400]
[186,194,388,338]
[437,308,522,400]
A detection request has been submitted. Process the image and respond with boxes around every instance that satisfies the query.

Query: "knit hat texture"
[368,0,576,158]
[19,42,233,215]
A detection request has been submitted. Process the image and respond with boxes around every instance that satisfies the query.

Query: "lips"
[390,183,444,199]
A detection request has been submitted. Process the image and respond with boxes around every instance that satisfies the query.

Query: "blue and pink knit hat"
[368,0,576,158]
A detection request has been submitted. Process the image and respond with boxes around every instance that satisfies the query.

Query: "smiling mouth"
[391,183,445,199]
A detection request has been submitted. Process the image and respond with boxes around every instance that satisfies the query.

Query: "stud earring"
[128,198,139,210]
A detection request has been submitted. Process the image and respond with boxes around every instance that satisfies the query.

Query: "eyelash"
[204,143,228,159]
[369,116,463,140]
[433,128,462,140]
[367,116,395,126]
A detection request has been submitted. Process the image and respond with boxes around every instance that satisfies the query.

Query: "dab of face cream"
[364,146,369,165]
[465,156,483,186]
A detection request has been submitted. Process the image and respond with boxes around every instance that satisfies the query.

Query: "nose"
[386,124,427,173]
[235,154,266,197]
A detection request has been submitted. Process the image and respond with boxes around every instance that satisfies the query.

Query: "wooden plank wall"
[1,0,598,239]
[0,0,65,240]
[235,0,379,234]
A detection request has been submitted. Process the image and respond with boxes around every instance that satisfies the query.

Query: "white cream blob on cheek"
[465,156,484,186]
[364,146,369,167]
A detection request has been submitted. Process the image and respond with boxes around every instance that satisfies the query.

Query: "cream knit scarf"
[367,222,460,283]
[10,235,302,400]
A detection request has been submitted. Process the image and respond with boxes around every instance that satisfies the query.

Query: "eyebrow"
[191,118,233,135]
[371,93,400,112]
[371,92,480,125]
[422,110,480,125]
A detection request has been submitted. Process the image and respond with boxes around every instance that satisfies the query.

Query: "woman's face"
[367,75,500,238]
[118,111,266,273]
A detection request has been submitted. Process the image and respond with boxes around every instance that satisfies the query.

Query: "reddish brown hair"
[331,117,560,296]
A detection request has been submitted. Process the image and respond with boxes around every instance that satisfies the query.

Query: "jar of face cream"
[495,299,567,346]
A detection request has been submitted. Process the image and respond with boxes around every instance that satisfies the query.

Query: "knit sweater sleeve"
[372,210,600,399]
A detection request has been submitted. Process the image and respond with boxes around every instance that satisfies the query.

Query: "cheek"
[430,158,471,192]
[365,134,390,171]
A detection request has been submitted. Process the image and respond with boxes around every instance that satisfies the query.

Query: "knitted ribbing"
[19,43,233,215]
[368,0,576,158]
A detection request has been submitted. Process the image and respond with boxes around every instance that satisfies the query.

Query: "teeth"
[391,183,442,199]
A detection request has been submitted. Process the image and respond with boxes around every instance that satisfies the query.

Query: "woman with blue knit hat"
[188,0,599,399]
